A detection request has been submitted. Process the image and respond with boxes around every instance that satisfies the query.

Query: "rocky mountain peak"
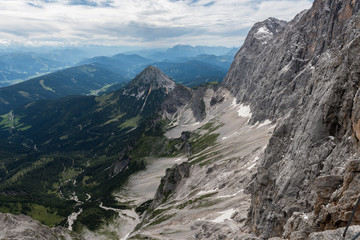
[242,17,287,49]
[128,66,175,92]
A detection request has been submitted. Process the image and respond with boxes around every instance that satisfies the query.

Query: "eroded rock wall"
[220,0,360,238]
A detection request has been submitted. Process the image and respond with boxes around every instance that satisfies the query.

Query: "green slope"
[0,66,181,231]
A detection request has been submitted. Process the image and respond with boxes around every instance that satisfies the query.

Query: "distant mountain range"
[153,60,226,86]
[78,54,154,79]
[0,45,237,88]
[0,46,234,115]
[147,44,233,61]
[79,48,233,87]
[0,64,127,114]
[175,54,235,70]
[0,53,67,87]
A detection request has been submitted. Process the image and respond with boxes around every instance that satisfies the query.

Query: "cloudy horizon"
[0,0,313,48]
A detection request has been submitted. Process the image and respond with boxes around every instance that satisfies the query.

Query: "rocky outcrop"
[220,0,360,238]
[308,226,360,239]
[149,162,190,210]
[111,151,131,176]
[312,160,360,230]
[160,84,193,120]
[0,212,78,240]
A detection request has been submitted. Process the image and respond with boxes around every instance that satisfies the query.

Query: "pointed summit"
[129,66,175,91]
[243,18,287,48]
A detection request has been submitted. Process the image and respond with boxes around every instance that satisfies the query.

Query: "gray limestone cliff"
[220,0,360,238]
[150,162,190,210]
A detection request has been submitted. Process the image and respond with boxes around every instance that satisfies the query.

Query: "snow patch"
[262,145,267,152]
[302,213,309,220]
[196,189,218,196]
[121,232,130,240]
[257,119,272,128]
[174,157,184,162]
[191,122,200,126]
[216,189,244,199]
[252,156,259,162]
[237,104,252,118]
[136,91,145,100]
[257,26,272,35]
[211,209,236,223]
[222,131,238,141]
[254,26,273,40]
[230,98,238,107]
[247,163,256,170]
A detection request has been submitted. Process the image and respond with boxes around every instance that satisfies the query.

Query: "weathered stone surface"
[149,162,190,210]
[219,0,360,238]
[160,84,193,119]
[0,213,77,240]
[308,226,360,239]
[312,160,360,230]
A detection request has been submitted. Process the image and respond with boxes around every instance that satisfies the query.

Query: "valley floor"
[82,156,188,240]
[125,92,275,239]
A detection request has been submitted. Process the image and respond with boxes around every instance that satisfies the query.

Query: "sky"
[0,0,313,48]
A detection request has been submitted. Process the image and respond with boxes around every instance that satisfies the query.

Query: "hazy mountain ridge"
[0,64,127,114]
[0,52,68,87]
[77,53,154,79]
[79,52,230,87]
[153,60,227,87]
[175,54,234,70]
[148,44,233,61]
[0,45,234,88]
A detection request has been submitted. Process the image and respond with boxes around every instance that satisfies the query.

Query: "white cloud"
[0,0,313,47]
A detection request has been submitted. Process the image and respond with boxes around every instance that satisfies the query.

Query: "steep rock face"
[149,162,190,210]
[220,0,360,238]
[160,84,193,120]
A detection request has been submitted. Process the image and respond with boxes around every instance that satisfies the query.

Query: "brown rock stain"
[353,120,360,141]
[147,86,152,97]
[309,40,317,55]
[339,2,354,21]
